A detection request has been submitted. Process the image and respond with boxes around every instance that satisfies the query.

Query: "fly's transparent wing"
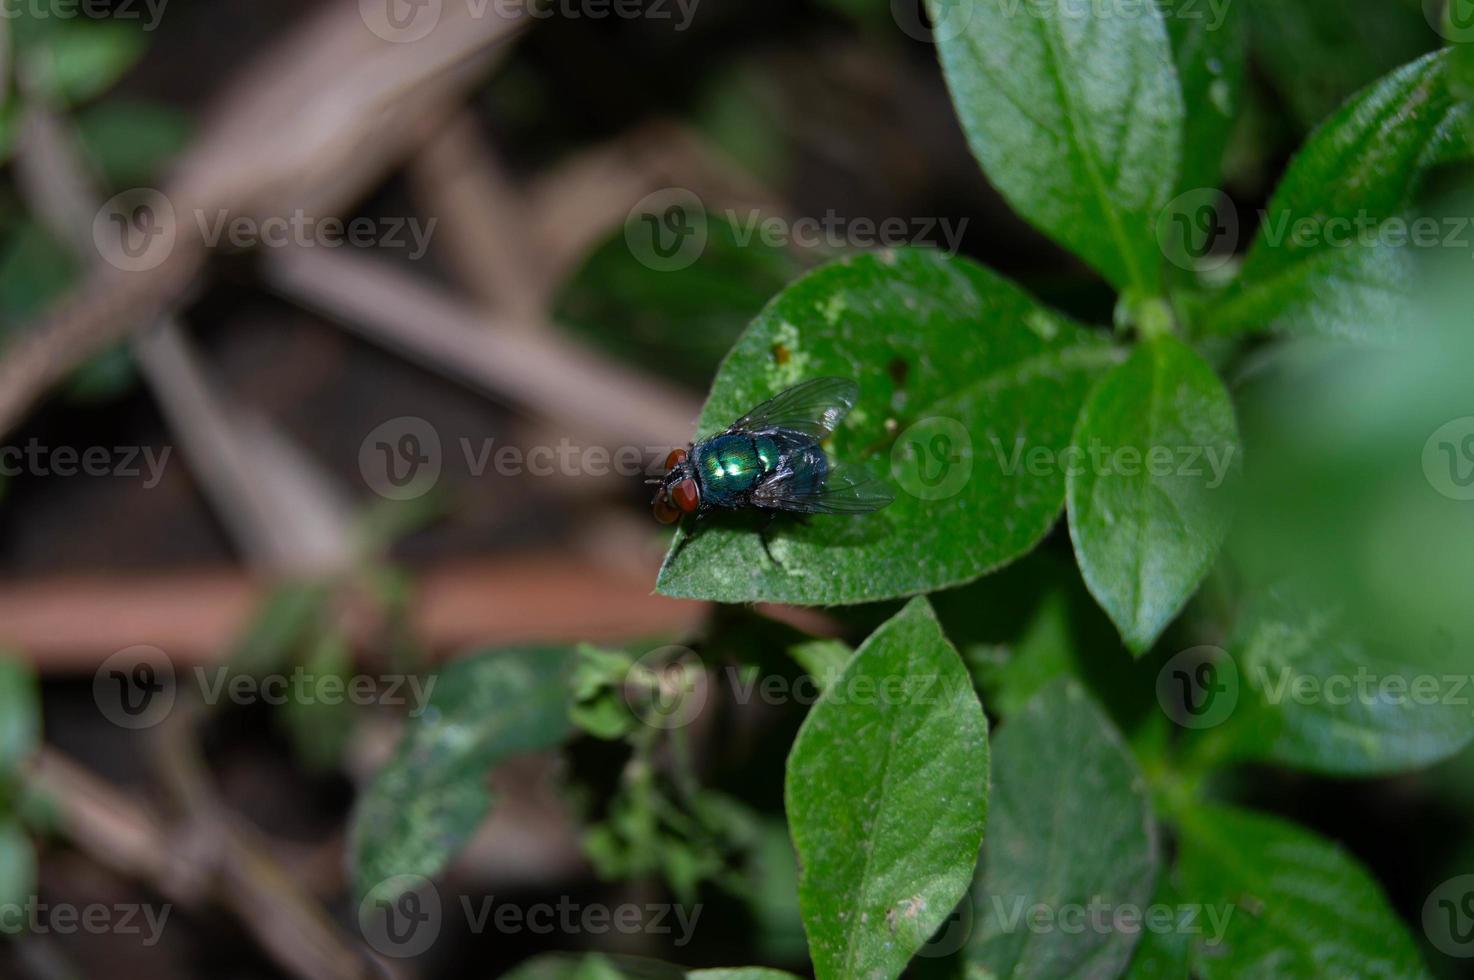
[724,377,859,440]
[750,459,895,515]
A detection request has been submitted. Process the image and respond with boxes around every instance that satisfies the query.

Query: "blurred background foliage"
[0,0,1467,978]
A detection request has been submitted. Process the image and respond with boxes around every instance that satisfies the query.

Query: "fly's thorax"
[694,434,766,501]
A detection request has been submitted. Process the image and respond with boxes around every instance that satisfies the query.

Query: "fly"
[649,377,894,563]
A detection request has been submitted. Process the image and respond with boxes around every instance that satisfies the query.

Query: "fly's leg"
[758,512,785,569]
[668,509,710,564]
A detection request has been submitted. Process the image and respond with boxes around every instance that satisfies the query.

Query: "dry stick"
[29,746,381,980]
[261,244,702,450]
[12,100,359,575]
[527,119,786,286]
[407,111,548,319]
[0,0,529,440]
[0,558,707,672]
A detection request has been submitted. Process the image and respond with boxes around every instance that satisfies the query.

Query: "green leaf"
[786,639,852,693]
[1245,0,1437,130]
[1156,0,1246,193]
[970,680,1158,979]
[76,100,194,186]
[0,655,40,776]
[568,644,638,740]
[1123,880,1192,980]
[1066,335,1240,653]
[1234,586,1474,776]
[656,249,1120,606]
[1205,50,1471,341]
[30,20,149,105]
[555,212,800,385]
[786,597,989,980]
[501,953,682,980]
[926,0,1184,293]
[0,820,36,935]
[349,647,576,904]
[689,971,804,980]
[0,222,79,322]
[1175,803,1430,979]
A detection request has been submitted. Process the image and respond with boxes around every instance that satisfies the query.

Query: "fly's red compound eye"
[671,477,700,513]
[653,493,680,524]
[665,448,688,471]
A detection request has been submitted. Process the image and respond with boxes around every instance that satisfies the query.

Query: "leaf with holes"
[656,248,1120,606]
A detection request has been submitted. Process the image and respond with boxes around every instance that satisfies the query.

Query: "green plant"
[350,3,1474,978]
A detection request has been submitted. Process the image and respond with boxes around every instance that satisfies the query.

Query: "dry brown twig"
[0,0,529,438]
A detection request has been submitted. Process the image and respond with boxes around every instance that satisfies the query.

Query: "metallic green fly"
[650,377,894,562]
